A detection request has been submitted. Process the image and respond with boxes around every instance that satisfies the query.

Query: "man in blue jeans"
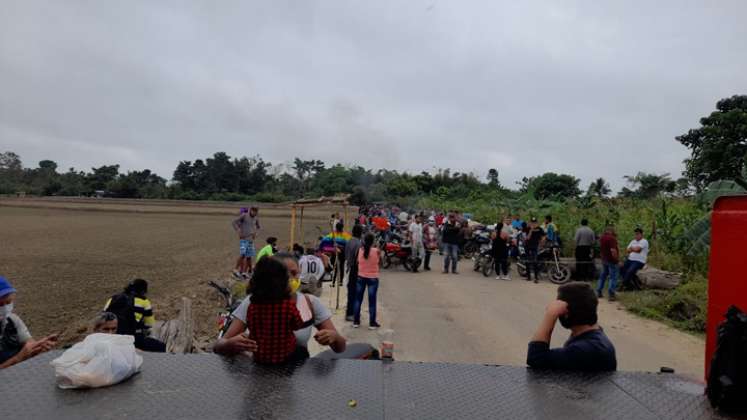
[441,213,461,274]
[597,226,620,301]
[621,228,649,289]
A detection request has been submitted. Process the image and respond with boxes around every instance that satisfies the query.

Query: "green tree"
[586,177,611,198]
[487,168,500,188]
[619,172,676,199]
[677,95,747,189]
[86,165,120,192]
[292,158,325,196]
[520,173,581,200]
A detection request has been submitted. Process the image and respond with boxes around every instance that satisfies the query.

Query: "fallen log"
[636,266,682,290]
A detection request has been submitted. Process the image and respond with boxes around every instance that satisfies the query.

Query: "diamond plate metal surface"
[0,352,726,420]
[0,351,382,420]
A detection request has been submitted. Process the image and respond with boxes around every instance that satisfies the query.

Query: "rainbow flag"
[319,231,351,253]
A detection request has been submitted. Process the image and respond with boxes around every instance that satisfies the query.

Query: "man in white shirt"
[621,228,649,289]
[299,249,326,297]
[408,215,425,272]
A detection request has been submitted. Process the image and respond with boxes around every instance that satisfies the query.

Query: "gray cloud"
[1,0,746,190]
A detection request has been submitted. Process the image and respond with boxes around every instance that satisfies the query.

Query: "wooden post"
[290,205,297,250]
[299,206,305,246]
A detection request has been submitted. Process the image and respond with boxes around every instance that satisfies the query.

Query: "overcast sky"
[1,1,745,190]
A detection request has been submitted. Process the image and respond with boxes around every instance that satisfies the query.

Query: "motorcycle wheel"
[517,263,527,277]
[382,256,392,269]
[549,264,572,284]
[482,258,494,277]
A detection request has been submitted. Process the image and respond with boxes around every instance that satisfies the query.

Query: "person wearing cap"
[524,218,546,283]
[620,228,649,290]
[232,206,261,279]
[0,276,58,369]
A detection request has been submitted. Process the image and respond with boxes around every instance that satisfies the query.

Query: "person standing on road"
[354,233,381,330]
[492,217,512,280]
[524,218,546,283]
[422,218,439,271]
[526,282,617,372]
[441,213,461,274]
[408,215,425,272]
[574,219,596,280]
[232,207,261,279]
[597,226,620,301]
[620,228,649,290]
[344,225,363,321]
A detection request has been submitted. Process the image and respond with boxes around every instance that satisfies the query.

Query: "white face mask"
[0,303,13,321]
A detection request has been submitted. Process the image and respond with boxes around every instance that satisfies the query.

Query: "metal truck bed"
[0,351,727,419]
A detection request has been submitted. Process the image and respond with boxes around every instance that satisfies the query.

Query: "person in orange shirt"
[353,233,381,330]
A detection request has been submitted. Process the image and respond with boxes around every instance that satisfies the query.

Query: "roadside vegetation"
[1,95,745,334]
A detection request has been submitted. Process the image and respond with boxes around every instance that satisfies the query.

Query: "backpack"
[106,293,137,336]
[706,305,747,413]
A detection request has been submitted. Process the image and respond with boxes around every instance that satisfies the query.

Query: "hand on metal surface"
[225,334,258,353]
[313,330,338,346]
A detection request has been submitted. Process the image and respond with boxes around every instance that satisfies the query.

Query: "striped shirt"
[105,296,155,331]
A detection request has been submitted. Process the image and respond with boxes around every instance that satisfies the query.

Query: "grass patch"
[618,274,707,336]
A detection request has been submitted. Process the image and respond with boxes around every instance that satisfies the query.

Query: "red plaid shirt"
[246,298,304,364]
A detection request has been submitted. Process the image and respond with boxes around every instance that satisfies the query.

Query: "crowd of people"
[1,203,645,374]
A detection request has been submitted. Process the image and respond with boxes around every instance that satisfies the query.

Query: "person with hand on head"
[0,276,58,369]
[232,207,261,279]
[213,253,346,359]
[527,282,617,372]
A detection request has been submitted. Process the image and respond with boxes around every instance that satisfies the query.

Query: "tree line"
[1,94,744,205]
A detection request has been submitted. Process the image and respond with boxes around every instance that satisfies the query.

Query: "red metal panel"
[706,196,747,379]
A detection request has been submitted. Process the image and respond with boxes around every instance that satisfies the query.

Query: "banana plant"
[682,179,746,255]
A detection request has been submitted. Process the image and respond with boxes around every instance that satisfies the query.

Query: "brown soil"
[0,198,352,349]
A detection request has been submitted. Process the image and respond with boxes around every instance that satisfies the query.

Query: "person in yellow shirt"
[104,279,165,352]
[256,237,278,262]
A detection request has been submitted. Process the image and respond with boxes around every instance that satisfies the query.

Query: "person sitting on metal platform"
[0,276,58,369]
[527,282,617,372]
[92,311,118,334]
[214,253,346,359]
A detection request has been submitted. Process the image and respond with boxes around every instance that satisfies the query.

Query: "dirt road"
[322,255,705,379]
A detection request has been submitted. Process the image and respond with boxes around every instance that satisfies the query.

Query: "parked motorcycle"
[462,227,493,259]
[472,244,495,277]
[382,232,421,272]
[516,244,572,284]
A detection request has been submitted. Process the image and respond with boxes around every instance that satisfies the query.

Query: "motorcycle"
[516,244,572,284]
[462,227,493,259]
[382,232,421,272]
[472,244,495,277]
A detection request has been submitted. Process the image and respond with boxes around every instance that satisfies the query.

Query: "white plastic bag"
[50,333,143,389]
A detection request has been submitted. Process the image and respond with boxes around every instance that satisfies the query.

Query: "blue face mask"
[0,303,13,321]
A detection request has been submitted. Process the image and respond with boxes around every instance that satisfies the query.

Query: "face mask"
[0,303,13,321]
[289,278,301,294]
